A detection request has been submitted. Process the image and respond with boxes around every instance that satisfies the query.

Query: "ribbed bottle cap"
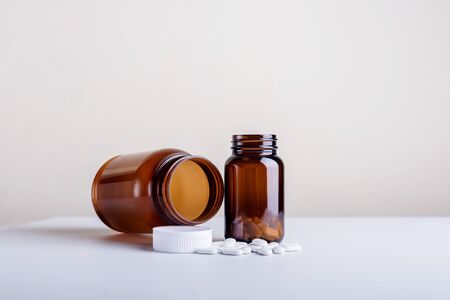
[152,226,212,253]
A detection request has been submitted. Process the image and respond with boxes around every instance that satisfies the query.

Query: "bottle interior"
[168,159,210,221]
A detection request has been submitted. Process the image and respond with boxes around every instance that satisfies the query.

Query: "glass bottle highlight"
[225,134,284,242]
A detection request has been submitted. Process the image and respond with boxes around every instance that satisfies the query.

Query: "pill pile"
[195,238,302,256]
[230,214,283,242]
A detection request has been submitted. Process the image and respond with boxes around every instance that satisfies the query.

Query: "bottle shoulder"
[225,155,284,167]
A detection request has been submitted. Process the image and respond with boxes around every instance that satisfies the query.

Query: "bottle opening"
[161,156,223,224]
[168,159,210,221]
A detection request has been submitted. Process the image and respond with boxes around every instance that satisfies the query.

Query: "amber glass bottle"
[225,134,284,242]
[92,149,223,233]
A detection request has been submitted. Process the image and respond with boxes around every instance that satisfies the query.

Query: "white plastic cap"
[152,226,212,253]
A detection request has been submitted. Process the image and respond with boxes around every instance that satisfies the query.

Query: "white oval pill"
[249,244,262,252]
[212,241,224,247]
[251,238,268,247]
[195,247,219,255]
[241,246,252,255]
[223,238,237,247]
[273,245,286,254]
[236,242,248,248]
[256,247,273,256]
[221,247,243,256]
[282,242,302,252]
[268,242,279,249]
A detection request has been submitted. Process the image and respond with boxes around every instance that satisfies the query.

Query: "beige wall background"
[1,0,450,226]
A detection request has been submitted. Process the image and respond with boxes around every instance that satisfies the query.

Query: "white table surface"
[0,217,449,300]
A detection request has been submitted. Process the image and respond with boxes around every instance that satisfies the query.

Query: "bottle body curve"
[225,153,284,242]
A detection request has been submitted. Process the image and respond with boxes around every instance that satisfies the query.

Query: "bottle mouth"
[231,134,277,154]
[156,155,224,225]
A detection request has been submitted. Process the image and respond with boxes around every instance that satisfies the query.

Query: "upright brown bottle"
[225,134,284,242]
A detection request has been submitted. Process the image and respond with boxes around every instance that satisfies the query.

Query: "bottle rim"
[154,155,224,225]
[232,133,277,141]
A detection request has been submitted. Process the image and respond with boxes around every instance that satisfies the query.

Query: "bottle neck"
[231,134,278,156]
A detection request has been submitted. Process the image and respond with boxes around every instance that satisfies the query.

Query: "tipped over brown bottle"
[92,149,224,233]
